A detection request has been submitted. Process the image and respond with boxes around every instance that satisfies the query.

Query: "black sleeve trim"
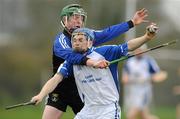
[80,57,89,65]
[127,20,134,28]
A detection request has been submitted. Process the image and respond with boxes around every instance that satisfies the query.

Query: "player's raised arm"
[93,8,148,46]
[128,23,158,51]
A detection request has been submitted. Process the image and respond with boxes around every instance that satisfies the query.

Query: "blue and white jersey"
[123,56,160,111]
[123,56,160,85]
[53,21,131,64]
[58,43,128,106]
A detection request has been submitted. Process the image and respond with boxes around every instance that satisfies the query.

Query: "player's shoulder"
[93,45,119,59]
[54,32,70,45]
[96,45,117,50]
[55,32,66,40]
[93,45,113,53]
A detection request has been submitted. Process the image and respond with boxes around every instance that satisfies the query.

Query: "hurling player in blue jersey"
[43,3,149,119]
[31,23,158,119]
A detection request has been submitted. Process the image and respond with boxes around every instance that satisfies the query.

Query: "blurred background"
[0,0,179,119]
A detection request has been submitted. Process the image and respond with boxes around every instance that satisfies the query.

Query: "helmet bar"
[72,32,90,41]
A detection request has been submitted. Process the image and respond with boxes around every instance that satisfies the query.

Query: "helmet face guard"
[72,28,94,41]
[72,32,89,41]
[60,4,87,32]
[71,28,94,51]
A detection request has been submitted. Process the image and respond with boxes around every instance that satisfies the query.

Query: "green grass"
[0,106,74,119]
[0,106,176,119]
[154,106,176,119]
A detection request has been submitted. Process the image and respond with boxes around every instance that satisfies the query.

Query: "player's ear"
[87,40,93,48]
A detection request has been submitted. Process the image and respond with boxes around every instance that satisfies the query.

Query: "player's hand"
[131,8,149,26]
[93,59,109,69]
[146,23,158,39]
[152,71,167,83]
[31,95,43,105]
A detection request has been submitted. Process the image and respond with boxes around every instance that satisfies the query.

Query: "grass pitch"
[0,105,175,119]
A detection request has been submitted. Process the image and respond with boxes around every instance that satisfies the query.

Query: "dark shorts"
[46,79,84,114]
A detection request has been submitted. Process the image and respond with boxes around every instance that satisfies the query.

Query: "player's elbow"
[127,43,134,51]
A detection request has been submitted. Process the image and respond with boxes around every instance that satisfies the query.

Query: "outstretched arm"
[54,42,88,65]
[94,8,148,46]
[31,73,63,105]
[128,23,158,51]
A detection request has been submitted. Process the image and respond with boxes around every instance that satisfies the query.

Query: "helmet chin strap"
[60,20,72,35]
[60,16,81,35]
[87,37,92,49]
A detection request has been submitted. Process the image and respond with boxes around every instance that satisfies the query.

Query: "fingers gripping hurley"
[5,101,36,110]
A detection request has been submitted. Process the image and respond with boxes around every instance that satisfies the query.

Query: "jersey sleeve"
[147,57,160,74]
[97,43,128,62]
[53,34,87,64]
[57,61,73,78]
[122,62,129,74]
[93,21,133,46]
